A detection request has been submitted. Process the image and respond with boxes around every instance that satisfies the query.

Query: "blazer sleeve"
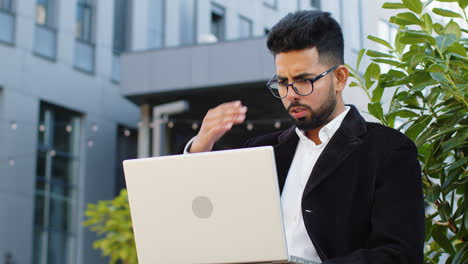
[326,139,425,264]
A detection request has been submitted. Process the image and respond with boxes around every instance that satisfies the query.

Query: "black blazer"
[244,105,425,264]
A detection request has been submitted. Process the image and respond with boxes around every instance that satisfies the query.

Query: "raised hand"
[189,100,248,153]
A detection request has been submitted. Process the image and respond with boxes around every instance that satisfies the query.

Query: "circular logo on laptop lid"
[192,196,213,219]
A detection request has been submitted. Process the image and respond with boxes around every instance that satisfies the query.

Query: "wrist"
[189,136,214,153]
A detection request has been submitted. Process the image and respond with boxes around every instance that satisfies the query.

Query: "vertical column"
[152,101,189,157]
[137,104,150,158]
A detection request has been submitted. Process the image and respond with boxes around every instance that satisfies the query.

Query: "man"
[187,10,424,263]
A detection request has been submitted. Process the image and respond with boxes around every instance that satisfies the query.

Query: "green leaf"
[403,0,423,14]
[430,72,451,83]
[447,157,468,172]
[390,12,423,25]
[368,35,393,50]
[465,187,468,228]
[428,64,447,73]
[410,53,427,68]
[452,241,468,264]
[368,102,385,121]
[388,69,408,79]
[438,201,452,222]
[382,2,407,9]
[364,62,381,88]
[406,116,431,141]
[427,184,441,203]
[398,110,419,118]
[432,225,456,255]
[447,52,468,62]
[441,130,468,152]
[366,50,394,58]
[459,0,468,9]
[372,85,385,102]
[356,49,366,70]
[400,30,436,45]
[395,29,406,54]
[432,7,463,18]
[422,13,433,33]
[447,43,468,57]
[372,58,404,67]
[444,20,462,40]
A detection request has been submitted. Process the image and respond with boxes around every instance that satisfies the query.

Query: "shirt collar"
[295,106,351,146]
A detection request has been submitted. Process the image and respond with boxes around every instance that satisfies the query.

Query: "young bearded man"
[186,10,425,264]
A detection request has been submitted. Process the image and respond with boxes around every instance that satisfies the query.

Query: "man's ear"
[334,65,349,93]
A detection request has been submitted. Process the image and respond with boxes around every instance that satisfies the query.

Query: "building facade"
[0,0,138,264]
[121,0,388,157]
[1,0,458,263]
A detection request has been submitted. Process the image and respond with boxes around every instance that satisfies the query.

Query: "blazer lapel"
[303,105,367,197]
[273,126,299,193]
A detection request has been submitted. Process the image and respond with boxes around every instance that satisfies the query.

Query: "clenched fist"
[189,100,248,153]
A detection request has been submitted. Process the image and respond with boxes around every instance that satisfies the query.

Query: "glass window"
[36,0,56,28]
[310,0,321,9]
[76,0,93,42]
[0,0,13,11]
[32,102,81,264]
[148,0,165,48]
[74,0,95,73]
[239,15,253,39]
[210,3,225,41]
[0,0,15,45]
[112,0,130,82]
[113,0,128,54]
[179,0,194,45]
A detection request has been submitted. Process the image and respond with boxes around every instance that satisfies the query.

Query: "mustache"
[287,102,312,112]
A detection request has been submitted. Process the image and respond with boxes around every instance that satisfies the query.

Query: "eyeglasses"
[266,65,339,99]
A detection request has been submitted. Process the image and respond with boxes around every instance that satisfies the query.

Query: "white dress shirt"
[281,106,350,262]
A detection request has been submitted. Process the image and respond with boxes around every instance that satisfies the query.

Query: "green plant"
[348,0,467,263]
[83,189,137,264]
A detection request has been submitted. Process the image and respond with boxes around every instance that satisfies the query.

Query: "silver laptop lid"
[123,146,289,264]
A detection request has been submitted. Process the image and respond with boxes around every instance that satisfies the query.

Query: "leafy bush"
[348,0,467,263]
[83,189,138,264]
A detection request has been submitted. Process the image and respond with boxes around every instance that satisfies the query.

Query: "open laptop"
[123,146,319,264]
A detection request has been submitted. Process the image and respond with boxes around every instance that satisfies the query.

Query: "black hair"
[267,10,344,66]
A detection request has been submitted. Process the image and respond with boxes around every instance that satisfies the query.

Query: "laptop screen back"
[123,146,289,264]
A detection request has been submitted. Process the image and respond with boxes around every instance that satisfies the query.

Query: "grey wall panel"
[121,38,274,96]
[149,47,193,93]
[121,51,152,97]
[80,118,118,264]
[190,45,211,88]
[0,192,34,264]
[0,92,38,196]
[0,91,37,264]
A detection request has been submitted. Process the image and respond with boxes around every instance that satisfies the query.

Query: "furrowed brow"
[276,73,315,80]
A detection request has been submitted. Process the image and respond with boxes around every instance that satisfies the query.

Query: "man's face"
[275,47,337,130]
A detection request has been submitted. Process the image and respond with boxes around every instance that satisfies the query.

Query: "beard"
[287,84,337,131]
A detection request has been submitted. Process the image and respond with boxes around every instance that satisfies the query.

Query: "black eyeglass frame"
[266,65,339,99]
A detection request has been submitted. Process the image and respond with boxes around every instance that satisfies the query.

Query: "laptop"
[123,146,319,264]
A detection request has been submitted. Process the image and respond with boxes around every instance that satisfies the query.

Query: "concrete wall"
[0,0,139,263]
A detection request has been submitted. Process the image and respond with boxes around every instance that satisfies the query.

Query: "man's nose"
[285,85,300,101]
